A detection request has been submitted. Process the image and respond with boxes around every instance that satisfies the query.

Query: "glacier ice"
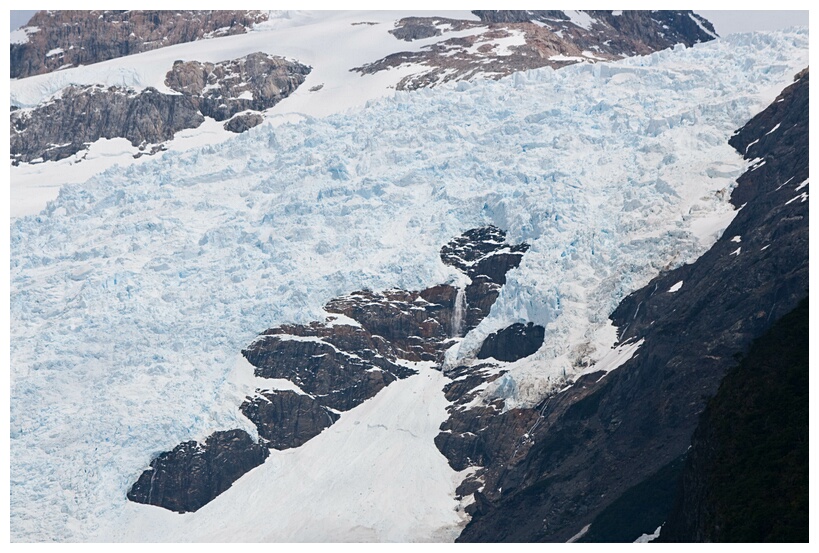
[9,29,809,541]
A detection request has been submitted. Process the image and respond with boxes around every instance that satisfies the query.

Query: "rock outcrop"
[11,85,204,164]
[455,69,808,542]
[128,226,532,513]
[353,10,716,90]
[10,53,309,164]
[164,52,310,121]
[477,323,545,362]
[126,429,269,513]
[224,112,264,133]
[240,391,340,450]
[10,10,269,79]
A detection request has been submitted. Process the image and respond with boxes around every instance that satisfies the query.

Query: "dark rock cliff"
[11,10,269,79]
[659,298,808,542]
[477,322,545,362]
[126,429,269,513]
[456,69,808,542]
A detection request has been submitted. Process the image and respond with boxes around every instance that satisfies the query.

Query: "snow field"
[98,363,471,542]
[9,29,809,541]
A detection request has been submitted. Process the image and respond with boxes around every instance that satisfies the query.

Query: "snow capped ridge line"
[9,29,809,541]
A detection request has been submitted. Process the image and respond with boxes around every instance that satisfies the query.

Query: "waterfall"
[452,287,466,338]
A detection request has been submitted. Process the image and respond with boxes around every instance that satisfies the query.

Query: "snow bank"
[9,29,809,541]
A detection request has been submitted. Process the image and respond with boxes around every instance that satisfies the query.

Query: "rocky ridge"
[354,10,716,90]
[10,10,270,79]
[10,52,310,164]
[127,226,537,513]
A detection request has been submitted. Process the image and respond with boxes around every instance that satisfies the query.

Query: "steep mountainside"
[456,67,808,543]
[659,298,808,542]
[10,10,269,78]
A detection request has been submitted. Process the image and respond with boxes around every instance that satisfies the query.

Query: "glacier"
[9,29,809,541]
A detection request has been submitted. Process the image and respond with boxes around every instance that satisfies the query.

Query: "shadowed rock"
[478,322,545,362]
[127,429,269,513]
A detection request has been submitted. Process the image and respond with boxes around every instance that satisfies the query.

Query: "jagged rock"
[240,390,340,449]
[130,226,531,513]
[442,364,505,403]
[478,322,545,362]
[440,225,529,332]
[165,52,310,121]
[126,429,269,513]
[324,288,458,362]
[242,333,405,411]
[472,11,569,24]
[354,11,717,91]
[10,53,309,164]
[436,401,540,472]
[389,17,480,42]
[456,69,808,543]
[10,85,203,164]
[10,10,270,79]
[224,112,264,133]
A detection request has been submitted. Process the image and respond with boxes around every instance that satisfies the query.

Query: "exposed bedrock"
[240,390,340,450]
[10,10,270,79]
[126,429,269,513]
[10,52,310,164]
[129,226,531,513]
[477,322,545,362]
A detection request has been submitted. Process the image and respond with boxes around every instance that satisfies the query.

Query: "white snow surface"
[99,363,471,542]
[9,29,809,541]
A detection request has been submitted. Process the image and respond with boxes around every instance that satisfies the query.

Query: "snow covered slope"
[9,29,808,541]
[9,10,478,217]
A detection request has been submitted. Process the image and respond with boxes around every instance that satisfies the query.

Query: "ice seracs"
[9,28,809,541]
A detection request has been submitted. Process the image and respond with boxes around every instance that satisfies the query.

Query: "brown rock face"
[354,10,717,91]
[10,53,310,164]
[165,53,311,121]
[10,85,204,164]
[224,112,264,133]
[10,10,270,79]
[240,390,340,449]
[128,226,533,514]
[126,429,269,513]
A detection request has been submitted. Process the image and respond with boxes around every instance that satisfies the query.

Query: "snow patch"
[96,366,471,542]
[635,525,663,543]
[564,10,597,31]
[567,524,591,543]
[688,13,718,39]
[10,26,39,45]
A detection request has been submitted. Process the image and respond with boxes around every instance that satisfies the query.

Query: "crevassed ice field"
[9,29,808,541]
